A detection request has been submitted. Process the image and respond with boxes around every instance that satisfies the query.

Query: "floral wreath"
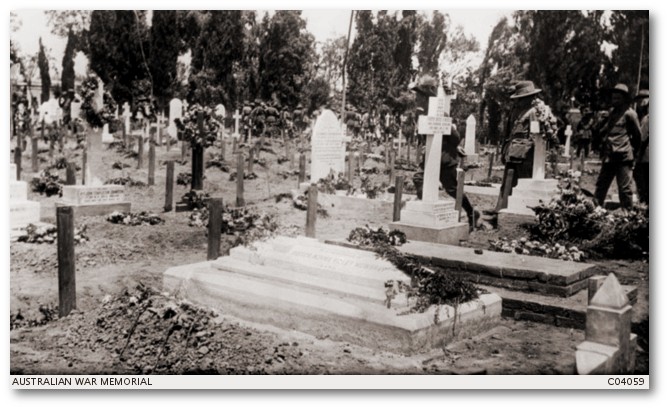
[174,103,220,148]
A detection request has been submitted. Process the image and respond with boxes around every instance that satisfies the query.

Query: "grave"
[9,163,43,239]
[389,82,469,245]
[167,98,183,139]
[498,132,559,229]
[307,109,346,185]
[56,127,131,217]
[101,123,114,144]
[328,239,637,329]
[164,236,502,355]
[463,114,479,165]
[122,102,131,136]
[576,274,637,374]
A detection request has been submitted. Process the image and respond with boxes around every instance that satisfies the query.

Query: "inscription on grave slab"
[62,186,125,205]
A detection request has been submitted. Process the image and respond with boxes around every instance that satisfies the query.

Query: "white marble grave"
[464,114,479,164]
[167,98,183,138]
[309,109,346,183]
[164,236,502,354]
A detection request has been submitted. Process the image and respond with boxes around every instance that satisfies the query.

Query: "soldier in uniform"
[293,103,306,139]
[265,101,280,139]
[250,100,266,140]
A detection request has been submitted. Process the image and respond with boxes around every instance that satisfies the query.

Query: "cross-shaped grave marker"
[232,109,242,139]
[416,84,454,203]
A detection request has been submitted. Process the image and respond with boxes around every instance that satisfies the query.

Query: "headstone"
[122,102,131,135]
[389,82,469,245]
[576,274,637,374]
[498,127,559,228]
[309,110,345,184]
[56,127,131,216]
[167,98,183,138]
[464,114,479,164]
[215,104,226,120]
[101,123,113,144]
[71,98,82,121]
[10,164,41,235]
[563,125,573,158]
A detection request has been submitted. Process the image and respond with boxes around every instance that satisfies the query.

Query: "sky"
[10,9,509,80]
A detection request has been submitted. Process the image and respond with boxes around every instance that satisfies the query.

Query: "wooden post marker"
[306,184,318,238]
[487,152,495,180]
[148,140,156,186]
[137,134,144,169]
[495,169,515,212]
[389,149,396,184]
[393,175,404,222]
[455,169,465,220]
[348,150,354,182]
[207,198,223,261]
[247,146,255,175]
[66,162,77,185]
[32,135,39,172]
[81,147,87,185]
[57,206,76,317]
[14,147,22,180]
[298,153,306,185]
[164,161,175,212]
[236,152,245,207]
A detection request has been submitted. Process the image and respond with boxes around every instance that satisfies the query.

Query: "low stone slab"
[346,240,599,296]
[55,202,131,217]
[464,183,501,197]
[292,188,417,216]
[10,200,41,230]
[164,237,503,354]
[10,181,28,201]
[388,221,469,246]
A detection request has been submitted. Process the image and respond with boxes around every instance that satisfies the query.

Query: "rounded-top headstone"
[310,109,345,183]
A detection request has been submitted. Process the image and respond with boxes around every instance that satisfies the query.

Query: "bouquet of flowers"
[175,104,220,148]
[80,75,118,128]
[531,98,559,145]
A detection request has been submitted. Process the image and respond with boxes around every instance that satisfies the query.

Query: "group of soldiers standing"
[239,100,310,142]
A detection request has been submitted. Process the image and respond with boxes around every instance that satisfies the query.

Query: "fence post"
[57,206,76,317]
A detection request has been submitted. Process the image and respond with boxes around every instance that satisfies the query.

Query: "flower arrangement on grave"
[175,104,220,148]
[347,225,481,314]
[488,237,586,262]
[531,98,559,146]
[18,223,88,244]
[359,176,388,199]
[316,172,352,194]
[205,154,230,172]
[80,75,118,129]
[176,172,206,186]
[529,175,648,259]
[106,211,164,226]
[30,169,63,197]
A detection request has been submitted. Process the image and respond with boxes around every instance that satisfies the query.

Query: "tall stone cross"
[563,125,573,158]
[417,83,455,203]
[232,109,241,139]
[530,120,546,180]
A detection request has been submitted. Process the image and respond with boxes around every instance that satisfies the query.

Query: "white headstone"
[215,104,226,119]
[465,114,477,155]
[232,109,241,138]
[92,78,105,112]
[532,133,546,180]
[71,98,82,121]
[122,102,131,134]
[102,123,113,143]
[168,98,183,138]
[310,109,346,183]
[563,125,573,158]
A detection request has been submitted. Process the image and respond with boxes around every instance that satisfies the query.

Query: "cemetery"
[8,10,648,377]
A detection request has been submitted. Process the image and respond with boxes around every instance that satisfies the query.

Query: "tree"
[303,76,331,114]
[149,10,180,111]
[607,10,649,93]
[61,28,77,92]
[87,10,151,105]
[318,36,348,92]
[38,38,51,102]
[417,11,448,77]
[258,11,316,107]
[189,11,245,106]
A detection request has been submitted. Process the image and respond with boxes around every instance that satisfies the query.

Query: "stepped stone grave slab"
[164,236,502,354]
[57,185,130,217]
[332,239,599,297]
[9,164,42,234]
[292,187,418,216]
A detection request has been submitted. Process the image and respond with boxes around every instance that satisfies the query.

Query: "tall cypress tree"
[38,37,51,102]
[61,28,76,92]
[149,10,180,112]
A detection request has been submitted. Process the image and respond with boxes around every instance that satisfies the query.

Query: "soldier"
[293,103,307,139]
[250,100,266,139]
[633,89,649,205]
[265,101,280,139]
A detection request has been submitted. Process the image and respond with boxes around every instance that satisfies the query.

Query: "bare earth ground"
[9,136,649,375]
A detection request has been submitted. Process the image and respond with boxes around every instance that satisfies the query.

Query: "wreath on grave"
[174,104,220,148]
[80,75,118,129]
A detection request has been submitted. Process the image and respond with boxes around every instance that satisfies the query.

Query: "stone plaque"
[310,109,345,183]
[417,115,452,135]
[62,186,125,205]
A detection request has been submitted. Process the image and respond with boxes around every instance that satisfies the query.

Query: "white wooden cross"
[232,109,241,139]
[531,121,546,180]
[417,82,455,203]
